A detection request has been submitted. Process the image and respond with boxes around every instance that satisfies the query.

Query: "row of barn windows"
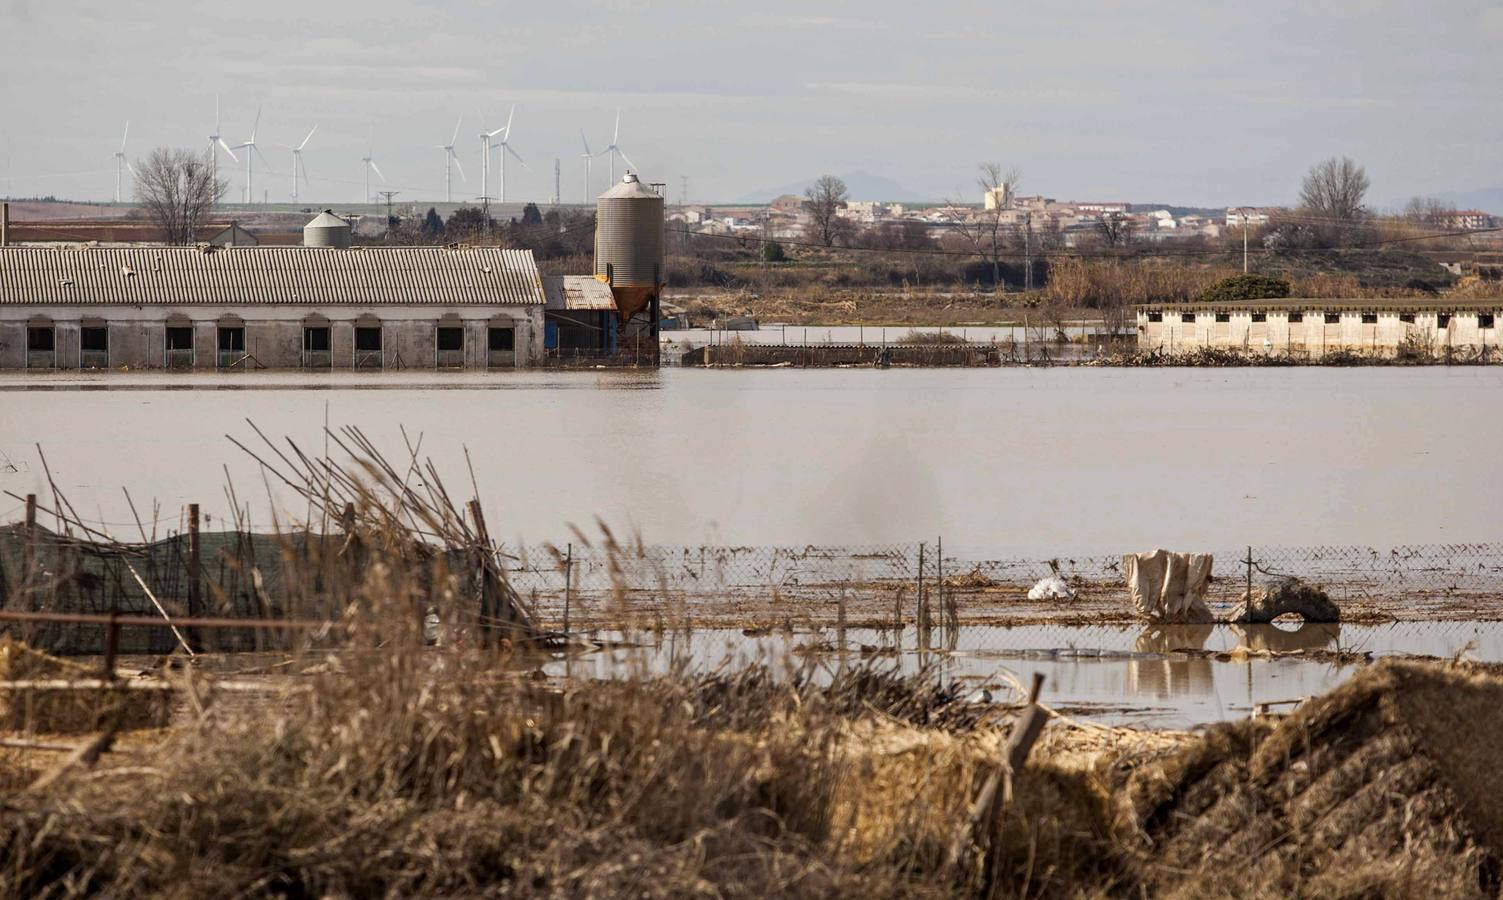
[24,324,516,357]
[1146,311,1495,328]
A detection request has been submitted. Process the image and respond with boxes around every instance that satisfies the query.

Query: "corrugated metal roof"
[542,275,617,311]
[0,246,545,306]
[1138,298,1503,313]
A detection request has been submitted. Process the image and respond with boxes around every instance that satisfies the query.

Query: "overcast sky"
[3,0,1500,208]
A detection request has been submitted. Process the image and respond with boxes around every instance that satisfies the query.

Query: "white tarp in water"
[1124,549,1215,623]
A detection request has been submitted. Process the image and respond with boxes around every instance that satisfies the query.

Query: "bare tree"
[1096,211,1135,248]
[802,175,849,247]
[1300,156,1370,223]
[945,163,1022,291]
[134,147,228,244]
[1402,195,1455,227]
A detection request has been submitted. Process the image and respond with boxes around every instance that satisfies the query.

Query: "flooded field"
[2,366,1500,555]
[560,620,1503,728]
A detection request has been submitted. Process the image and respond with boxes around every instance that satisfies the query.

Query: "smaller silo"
[594,174,664,323]
[304,210,353,249]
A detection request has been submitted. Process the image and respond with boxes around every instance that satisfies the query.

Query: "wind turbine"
[207,95,238,188]
[597,109,637,183]
[361,129,386,204]
[490,105,527,203]
[111,122,137,203]
[478,116,506,202]
[230,106,268,204]
[578,130,595,203]
[285,125,317,202]
[438,116,466,202]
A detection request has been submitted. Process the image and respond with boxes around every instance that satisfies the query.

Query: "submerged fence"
[3,501,1502,656]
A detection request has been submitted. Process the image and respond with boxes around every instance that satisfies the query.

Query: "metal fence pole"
[188,503,202,652]
[915,542,925,649]
[563,542,573,635]
[1245,546,1254,603]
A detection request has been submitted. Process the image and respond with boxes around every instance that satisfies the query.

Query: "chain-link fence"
[503,541,1503,625]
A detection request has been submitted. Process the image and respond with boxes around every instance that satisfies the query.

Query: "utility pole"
[1241,208,1251,273]
[477,195,496,241]
[680,175,689,211]
[1024,212,1034,293]
[377,190,400,232]
[553,158,561,205]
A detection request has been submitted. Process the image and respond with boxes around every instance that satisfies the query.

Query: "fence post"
[936,535,945,644]
[915,542,926,648]
[1245,546,1254,604]
[563,542,573,635]
[188,503,202,653]
[19,494,38,640]
[468,500,497,648]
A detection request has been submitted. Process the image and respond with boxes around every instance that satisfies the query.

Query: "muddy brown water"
[1,367,1499,555]
[555,621,1503,728]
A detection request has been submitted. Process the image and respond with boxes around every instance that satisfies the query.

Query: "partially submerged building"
[0,244,545,370]
[1136,299,1503,358]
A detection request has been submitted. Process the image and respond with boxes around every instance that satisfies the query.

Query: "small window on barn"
[436,327,464,351]
[355,326,383,351]
[1399,313,1416,324]
[218,326,245,352]
[1215,312,1230,323]
[1324,312,1341,324]
[165,326,194,350]
[1288,312,1304,323]
[1180,313,1196,323]
[1147,311,1162,323]
[1251,312,1267,323]
[1480,313,1496,329]
[80,327,108,351]
[1438,313,1453,328]
[26,326,55,352]
[303,327,330,352]
[1360,312,1377,325]
[488,327,515,351]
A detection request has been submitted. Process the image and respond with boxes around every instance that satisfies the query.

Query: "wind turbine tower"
[287,125,317,202]
[493,105,527,204]
[207,96,238,188]
[439,116,466,203]
[578,130,596,203]
[361,130,386,204]
[479,117,506,202]
[230,106,267,204]
[111,122,136,203]
[597,109,636,183]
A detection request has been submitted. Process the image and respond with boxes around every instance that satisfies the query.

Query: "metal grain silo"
[303,210,353,249]
[594,174,663,322]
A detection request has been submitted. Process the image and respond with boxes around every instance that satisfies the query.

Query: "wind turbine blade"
[299,124,318,150]
[504,104,515,135]
[214,94,221,132]
[616,148,637,171]
[580,129,592,155]
[452,154,467,181]
[254,144,272,167]
[613,109,620,144]
[299,157,311,185]
[486,126,506,138]
[250,105,262,141]
[450,115,463,145]
[370,160,386,182]
[126,160,139,178]
[506,144,527,168]
[220,139,240,162]
[120,121,130,152]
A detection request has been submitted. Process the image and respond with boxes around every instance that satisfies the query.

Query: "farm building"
[1136,300,1503,358]
[0,244,547,370]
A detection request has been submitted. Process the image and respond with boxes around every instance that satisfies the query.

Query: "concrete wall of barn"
[0,305,545,370]
[1136,309,1502,358]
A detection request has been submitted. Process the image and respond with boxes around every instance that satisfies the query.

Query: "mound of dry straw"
[0,638,170,734]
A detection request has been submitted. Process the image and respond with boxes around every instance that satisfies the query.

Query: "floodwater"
[0,367,1500,555]
[559,620,1503,727]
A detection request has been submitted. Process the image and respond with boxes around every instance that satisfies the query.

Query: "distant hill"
[735,171,931,204]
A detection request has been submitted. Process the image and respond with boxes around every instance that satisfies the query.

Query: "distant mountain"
[734,171,931,204]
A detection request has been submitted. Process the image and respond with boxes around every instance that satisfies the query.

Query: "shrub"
[1198,274,1292,303]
